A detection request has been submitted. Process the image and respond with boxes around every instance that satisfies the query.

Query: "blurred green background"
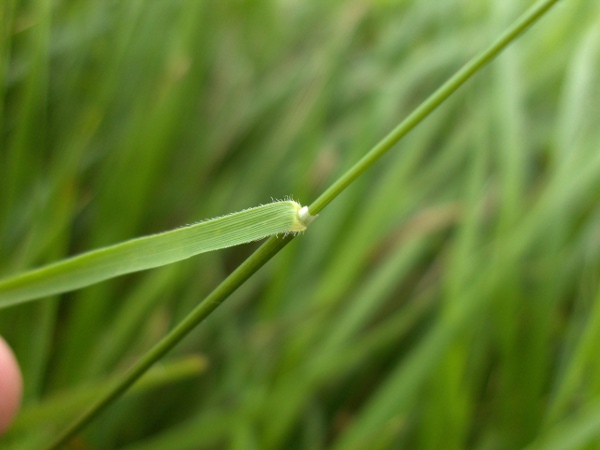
[2,0,600,448]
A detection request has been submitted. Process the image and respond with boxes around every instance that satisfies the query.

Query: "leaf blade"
[0,200,307,308]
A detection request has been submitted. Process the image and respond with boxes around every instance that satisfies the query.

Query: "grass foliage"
[2,0,600,448]
[0,200,308,307]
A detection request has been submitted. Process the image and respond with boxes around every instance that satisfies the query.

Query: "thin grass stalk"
[46,0,562,447]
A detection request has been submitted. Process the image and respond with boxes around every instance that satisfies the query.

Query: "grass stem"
[46,0,562,447]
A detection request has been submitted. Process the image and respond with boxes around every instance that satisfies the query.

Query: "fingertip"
[0,336,23,435]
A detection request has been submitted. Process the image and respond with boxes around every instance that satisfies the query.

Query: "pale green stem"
[46,0,562,448]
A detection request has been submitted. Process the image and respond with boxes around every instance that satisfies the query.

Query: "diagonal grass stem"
[45,0,561,447]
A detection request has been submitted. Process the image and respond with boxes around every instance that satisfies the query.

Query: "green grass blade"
[525,401,600,450]
[0,200,310,308]
[7,355,208,436]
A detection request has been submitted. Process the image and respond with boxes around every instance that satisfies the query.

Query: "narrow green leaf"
[7,355,208,435]
[0,200,313,308]
[42,0,562,447]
